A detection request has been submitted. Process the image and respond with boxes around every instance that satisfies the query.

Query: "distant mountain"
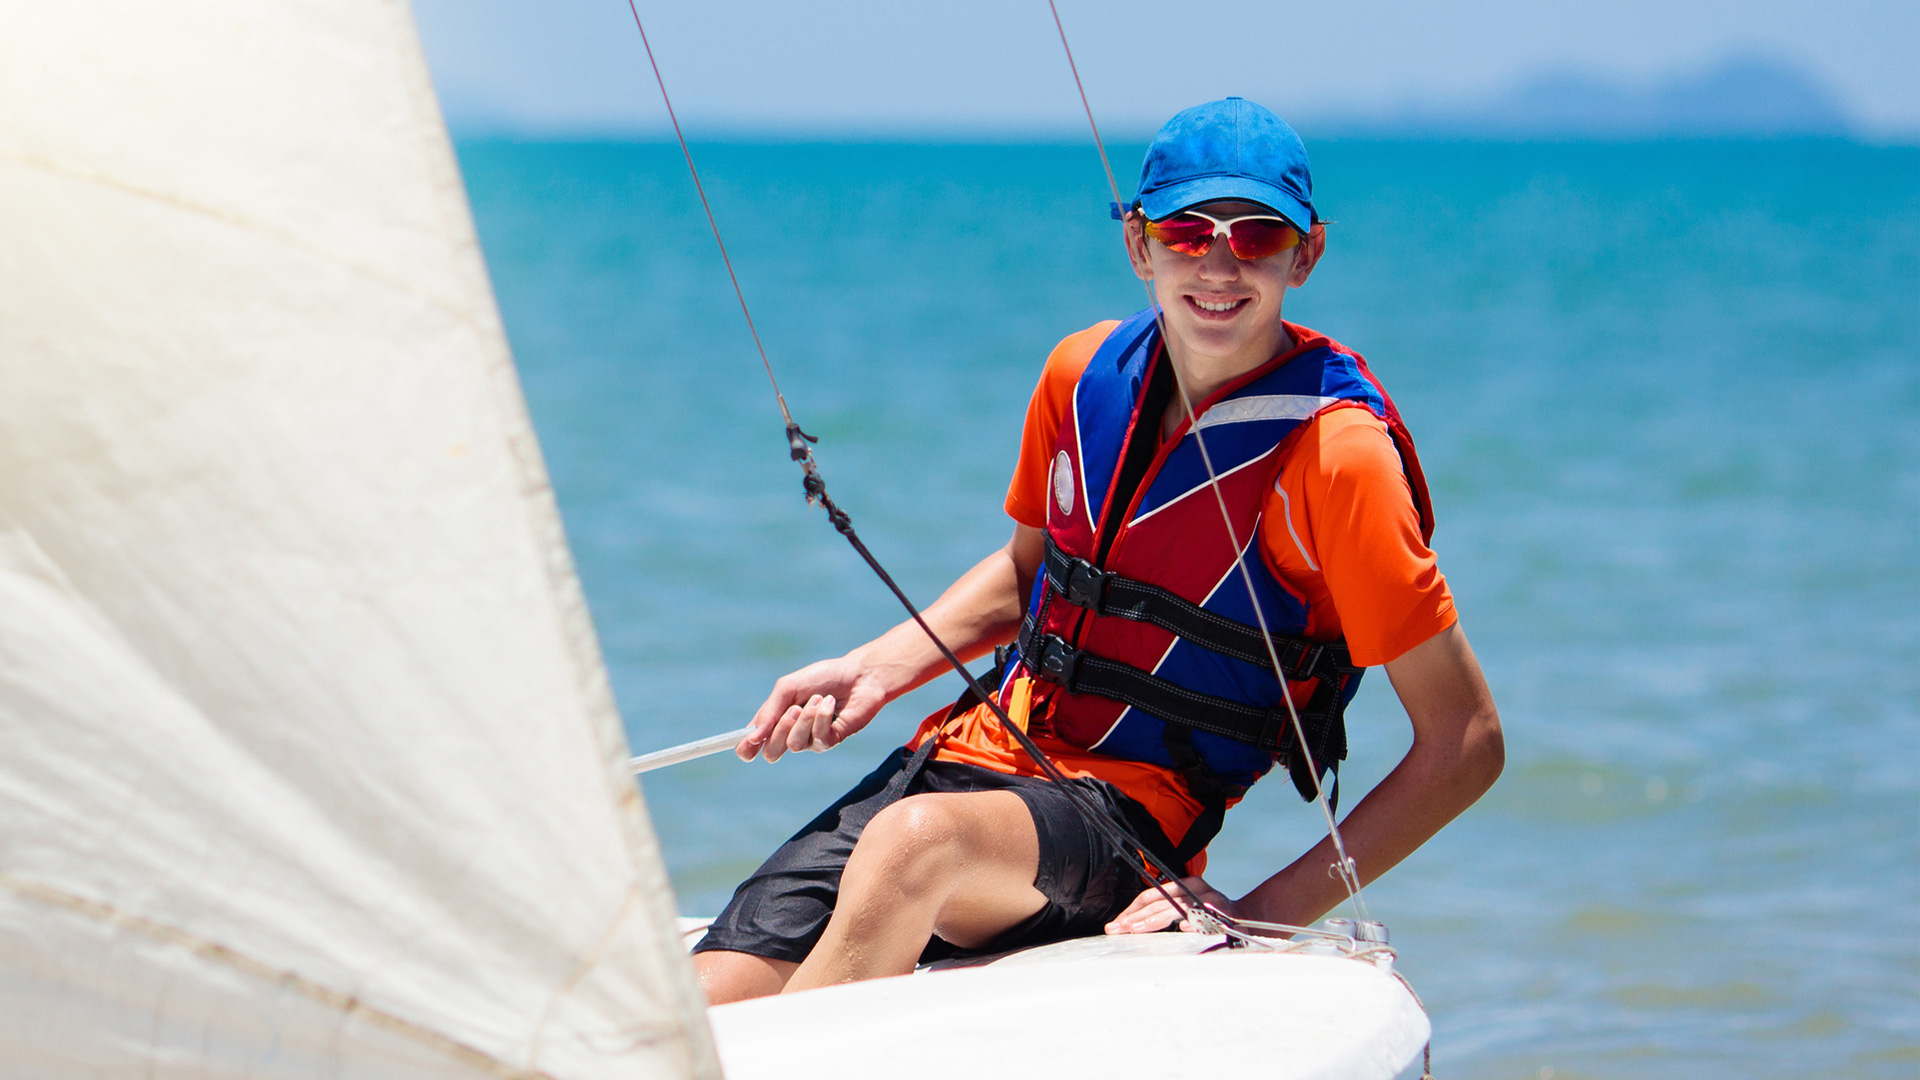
[1329,55,1853,138]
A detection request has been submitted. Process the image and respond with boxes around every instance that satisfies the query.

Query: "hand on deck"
[736,656,890,762]
[1104,875,1235,935]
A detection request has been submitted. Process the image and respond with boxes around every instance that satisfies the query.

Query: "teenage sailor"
[694,97,1504,1002]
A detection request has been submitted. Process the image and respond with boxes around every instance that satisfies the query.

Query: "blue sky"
[412,0,1918,137]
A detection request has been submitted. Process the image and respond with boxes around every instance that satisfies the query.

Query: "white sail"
[0,2,718,1077]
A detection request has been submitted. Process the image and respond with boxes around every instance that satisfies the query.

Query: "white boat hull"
[687,923,1430,1080]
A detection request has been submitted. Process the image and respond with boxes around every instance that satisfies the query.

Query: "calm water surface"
[459,138,1920,1079]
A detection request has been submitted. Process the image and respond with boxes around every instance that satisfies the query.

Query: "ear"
[1123,212,1154,283]
[1289,223,1327,287]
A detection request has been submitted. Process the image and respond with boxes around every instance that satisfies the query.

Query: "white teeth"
[1194,298,1241,313]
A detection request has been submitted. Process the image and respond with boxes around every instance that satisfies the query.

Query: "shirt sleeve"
[1004,321,1118,528]
[1289,406,1455,667]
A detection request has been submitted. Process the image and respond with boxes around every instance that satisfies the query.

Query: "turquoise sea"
[458,138,1920,1078]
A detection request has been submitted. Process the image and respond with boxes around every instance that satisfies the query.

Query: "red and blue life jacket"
[1002,309,1433,858]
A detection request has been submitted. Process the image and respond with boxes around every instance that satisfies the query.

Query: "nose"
[1195,237,1242,280]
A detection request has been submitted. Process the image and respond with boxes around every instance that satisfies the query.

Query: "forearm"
[740,526,1042,761]
[846,535,1035,705]
[1234,711,1504,927]
[1238,622,1504,928]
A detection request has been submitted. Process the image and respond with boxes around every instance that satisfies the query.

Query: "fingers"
[1104,877,1226,935]
[1105,884,1179,935]
[746,693,839,763]
[784,694,836,755]
[808,694,838,751]
[828,709,862,747]
[1108,885,1159,924]
[739,660,878,763]
[1106,896,1179,935]
[739,674,802,761]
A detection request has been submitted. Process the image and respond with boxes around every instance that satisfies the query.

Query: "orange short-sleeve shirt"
[912,322,1456,854]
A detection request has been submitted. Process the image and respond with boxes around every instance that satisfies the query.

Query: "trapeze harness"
[999,308,1435,868]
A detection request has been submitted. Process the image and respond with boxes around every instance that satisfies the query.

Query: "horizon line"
[445,122,1920,148]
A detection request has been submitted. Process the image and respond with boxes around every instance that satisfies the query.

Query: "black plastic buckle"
[1290,640,1350,681]
[1272,638,1312,678]
[1032,633,1081,690]
[1062,559,1110,613]
[1295,643,1327,678]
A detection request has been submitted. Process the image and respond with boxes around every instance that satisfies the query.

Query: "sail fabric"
[0,3,717,1078]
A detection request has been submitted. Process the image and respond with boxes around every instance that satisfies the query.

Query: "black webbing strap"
[1020,616,1355,805]
[938,646,1008,722]
[1293,673,1350,809]
[1025,623,1288,747]
[1043,535,1354,680]
[1161,722,1239,869]
[880,730,943,804]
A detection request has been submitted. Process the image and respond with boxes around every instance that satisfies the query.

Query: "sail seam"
[524,880,646,1069]
[0,870,556,1080]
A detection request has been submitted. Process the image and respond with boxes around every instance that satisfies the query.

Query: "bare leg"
[694,950,799,1004]
[783,790,1044,993]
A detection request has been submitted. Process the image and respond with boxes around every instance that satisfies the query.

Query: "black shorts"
[693,742,1179,965]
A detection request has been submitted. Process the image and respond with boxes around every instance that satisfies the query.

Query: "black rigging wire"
[619,2,1215,930]
[623,0,796,431]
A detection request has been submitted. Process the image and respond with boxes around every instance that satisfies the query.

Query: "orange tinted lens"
[1225,218,1301,259]
[1144,215,1216,256]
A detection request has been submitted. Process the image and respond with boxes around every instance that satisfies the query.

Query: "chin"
[1177,322,1255,355]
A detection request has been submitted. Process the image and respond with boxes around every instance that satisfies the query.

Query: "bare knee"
[851,795,972,902]
[782,792,1043,991]
[694,949,798,1004]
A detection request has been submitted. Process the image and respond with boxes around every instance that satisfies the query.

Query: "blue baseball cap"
[1128,97,1315,231]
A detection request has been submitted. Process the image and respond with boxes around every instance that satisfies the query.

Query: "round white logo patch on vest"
[1052,450,1075,517]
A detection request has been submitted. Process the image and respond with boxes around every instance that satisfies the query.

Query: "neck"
[1159,320,1296,437]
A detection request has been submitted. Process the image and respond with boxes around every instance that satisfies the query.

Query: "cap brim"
[1138,175,1312,233]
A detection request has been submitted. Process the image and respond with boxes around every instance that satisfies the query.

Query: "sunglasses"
[1142,209,1303,261]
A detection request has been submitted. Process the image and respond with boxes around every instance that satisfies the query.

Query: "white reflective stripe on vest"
[1192,394,1341,431]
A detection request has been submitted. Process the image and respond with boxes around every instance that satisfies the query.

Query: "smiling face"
[1124,200,1326,391]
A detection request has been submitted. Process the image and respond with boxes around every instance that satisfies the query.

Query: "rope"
[623,1,796,432]
[1044,0,1370,921]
